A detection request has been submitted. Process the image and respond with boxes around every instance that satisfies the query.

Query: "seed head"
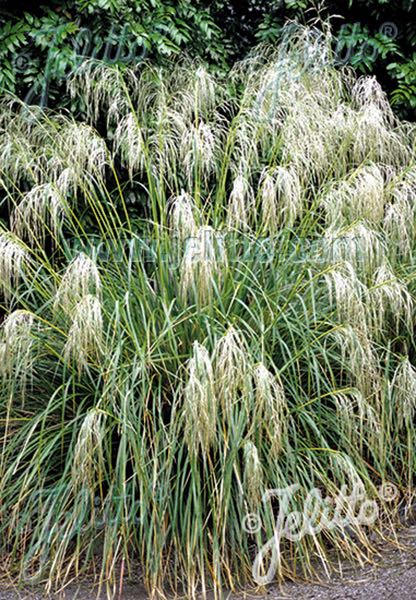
[243,441,263,505]
[184,342,217,455]
[180,226,227,303]
[253,363,287,455]
[214,327,249,409]
[392,358,416,426]
[0,234,30,302]
[64,295,103,371]
[55,254,101,316]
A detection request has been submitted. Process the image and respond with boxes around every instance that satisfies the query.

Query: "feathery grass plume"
[260,165,303,232]
[352,76,394,122]
[384,172,416,260]
[391,358,416,426]
[72,408,105,489]
[149,107,185,179]
[350,164,385,224]
[54,254,101,315]
[320,180,350,228]
[0,103,48,186]
[0,106,107,193]
[180,121,217,185]
[114,113,147,179]
[280,98,338,180]
[56,167,78,197]
[69,61,133,126]
[58,121,108,180]
[333,389,381,450]
[11,184,65,246]
[227,174,254,230]
[243,441,263,506]
[351,77,407,165]
[0,130,32,186]
[275,164,303,227]
[214,327,249,410]
[0,310,34,389]
[168,191,198,243]
[184,342,217,455]
[324,262,369,332]
[64,295,103,371]
[259,169,278,234]
[172,63,220,120]
[253,363,287,456]
[323,223,383,275]
[368,263,413,334]
[193,66,219,115]
[0,342,6,369]
[322,164,385,227]
[273,43,346,179]
[236,25,335,156]
[229,119,261,180]
[0,233,30,302]
[330,326,379,396]
[180,226,227,303]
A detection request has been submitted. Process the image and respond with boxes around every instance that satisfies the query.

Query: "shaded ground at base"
[0,526,415,599]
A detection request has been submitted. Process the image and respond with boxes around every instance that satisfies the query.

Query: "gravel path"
[0,526,415,599]
[261,525,416,599]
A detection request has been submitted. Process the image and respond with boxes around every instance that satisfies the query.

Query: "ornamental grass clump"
[0,23,415,599]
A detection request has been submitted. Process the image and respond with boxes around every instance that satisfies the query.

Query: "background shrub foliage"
[0,0,415,116]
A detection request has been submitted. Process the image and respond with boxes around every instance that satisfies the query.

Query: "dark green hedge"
[0,0,415,117]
